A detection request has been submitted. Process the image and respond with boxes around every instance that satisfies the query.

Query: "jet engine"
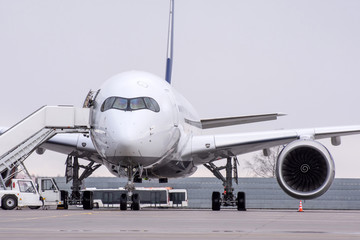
[276,139,335,200]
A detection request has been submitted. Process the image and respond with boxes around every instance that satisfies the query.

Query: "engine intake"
[276,140,335,200]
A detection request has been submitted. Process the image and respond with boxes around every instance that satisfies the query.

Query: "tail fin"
[165,0,174,84]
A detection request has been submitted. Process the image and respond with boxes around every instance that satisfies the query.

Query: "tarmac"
[0,208,359,240]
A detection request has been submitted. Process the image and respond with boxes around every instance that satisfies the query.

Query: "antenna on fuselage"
[165,0,174,84]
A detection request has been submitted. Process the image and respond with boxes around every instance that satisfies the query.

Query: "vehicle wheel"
[237,192,246,211]
[131,194,140,211]
[212,191,221,211]
[2,195,18,210]
[82,191,93,210]
[29,206,41,210]
[120,194,127,210]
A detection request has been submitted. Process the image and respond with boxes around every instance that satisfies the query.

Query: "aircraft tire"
[212,191,221,211]
[63,198,69,210]
[58,190,69,210]
[131,193,140,211]
[237,192,246,211]
[82,191,94,210]
[120,193,127,210]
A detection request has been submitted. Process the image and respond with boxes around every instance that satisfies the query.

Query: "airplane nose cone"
[113,124,148,156]
[104,116,180,167]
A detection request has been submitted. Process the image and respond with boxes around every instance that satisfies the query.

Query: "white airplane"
[6,0,360,210]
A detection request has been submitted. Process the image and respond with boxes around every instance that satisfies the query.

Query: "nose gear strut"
[120,165,142,211]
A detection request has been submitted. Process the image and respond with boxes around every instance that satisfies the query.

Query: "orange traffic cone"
[298,200,304,212]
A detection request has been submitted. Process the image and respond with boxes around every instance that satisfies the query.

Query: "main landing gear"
[120,165,142,211]
[65,155,142,211]
[204,156,246,211]
[65,155,101,210]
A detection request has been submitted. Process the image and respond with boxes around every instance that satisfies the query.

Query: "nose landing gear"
[120,165,142,211]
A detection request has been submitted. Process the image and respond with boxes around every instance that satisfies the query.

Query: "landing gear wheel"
[57,199,69,210]
[2,195,18,210]
[82,191,94,210]
[63,198,69,210]
[58,190,69,210]
[212,191,221,211]
[131,193,140,211]
[120,193,127,210]
[237,192,246,211]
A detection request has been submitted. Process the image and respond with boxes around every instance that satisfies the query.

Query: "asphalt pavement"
[0,208,359,240]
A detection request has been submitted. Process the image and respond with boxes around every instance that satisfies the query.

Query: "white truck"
[0,178,68,210]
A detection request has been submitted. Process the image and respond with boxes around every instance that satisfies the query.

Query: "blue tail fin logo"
[165,0,174,84]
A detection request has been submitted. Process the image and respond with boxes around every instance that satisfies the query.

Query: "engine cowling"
[276,139,335,200]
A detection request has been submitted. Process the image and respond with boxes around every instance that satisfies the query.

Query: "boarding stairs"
[0,106,90,188]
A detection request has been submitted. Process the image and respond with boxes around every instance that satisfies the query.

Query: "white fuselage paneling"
[90,71,201,177]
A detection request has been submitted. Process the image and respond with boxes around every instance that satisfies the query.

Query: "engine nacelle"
[276,139,335,200]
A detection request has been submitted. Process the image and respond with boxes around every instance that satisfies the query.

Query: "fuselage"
[90,71,200,178]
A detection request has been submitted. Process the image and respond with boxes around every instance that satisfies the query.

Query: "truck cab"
[0,179,42,210]
[36,177,68,209]
[0,178,68,210]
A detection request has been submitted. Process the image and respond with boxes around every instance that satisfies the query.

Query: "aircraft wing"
[200,113,285,129]
[38,133,103,164]
[0,127,101,162]
[189,125,360,164]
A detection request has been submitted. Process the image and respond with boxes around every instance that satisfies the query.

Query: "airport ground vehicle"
[0,177,67,210]
[35,177,68,209]
[87,187,188,209]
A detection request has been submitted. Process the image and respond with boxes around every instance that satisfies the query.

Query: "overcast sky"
[1,0,360,178]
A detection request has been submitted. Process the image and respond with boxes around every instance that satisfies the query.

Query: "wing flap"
[200,113,285,129]
[313,126,360,139]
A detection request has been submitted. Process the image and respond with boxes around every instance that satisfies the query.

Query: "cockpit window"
[144,97,160,112]
[103,97,116,111]
[101,97,160,112]
[113,97,128,110]
[130,98,146,110]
